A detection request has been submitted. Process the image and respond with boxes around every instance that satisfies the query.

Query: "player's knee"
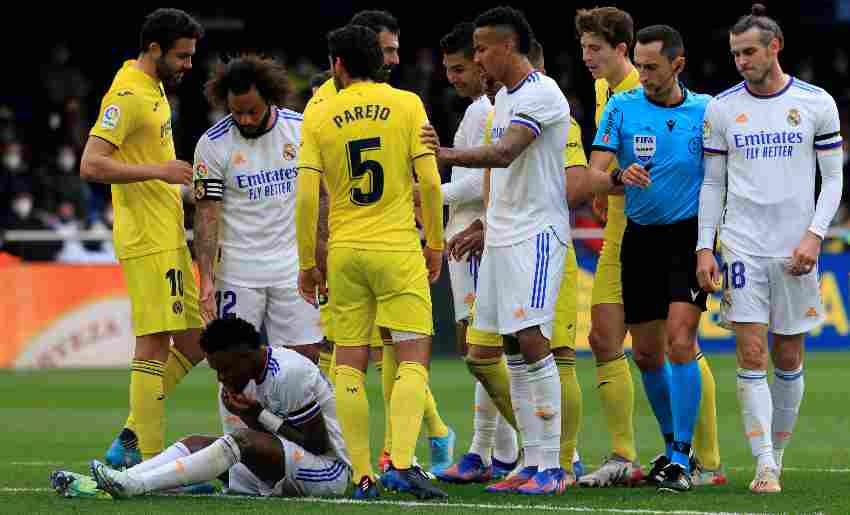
[632,347,664,372]
[666,328,698,365]
[229,428,258,458]
[180,435,215,453]
[588,324,622,362]
[467,344,502,361]
[737,336,769,370]
[772,339,804,370]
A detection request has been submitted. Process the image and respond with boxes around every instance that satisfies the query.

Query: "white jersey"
[443,95,490,240]
[702,78,843,257]
[253,347,350,466]
[194,108,303,287]
[487,71,571,247]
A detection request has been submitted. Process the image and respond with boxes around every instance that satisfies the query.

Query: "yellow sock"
[466,356,516,429]
[379,344,395,454]
[334,365,373,482]
[318,348,333,378]
[693,352,721,469]
[129,359,166,460]
[556,356,582,472]
[423,387,449,438]
[596,354,637,462]
[391,362,429,469]
[163,347,193,396]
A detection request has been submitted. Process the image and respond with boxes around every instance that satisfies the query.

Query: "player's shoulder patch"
[100,105,121,130]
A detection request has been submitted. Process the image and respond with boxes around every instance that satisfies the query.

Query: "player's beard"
[374,64,393,83]
[743,65,771,87]
[156,55,183,90]
[236,106,272,139]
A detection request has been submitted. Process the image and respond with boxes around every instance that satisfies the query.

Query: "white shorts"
[473,228,567,338]
[216,279,322,347]
[448,254,480,322]
[720,246,824,335]
[226,438,350,497]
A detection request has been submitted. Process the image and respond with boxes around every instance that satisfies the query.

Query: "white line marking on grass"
[728,466,849,473]
[0,487,780,515]
[11,462,88,466]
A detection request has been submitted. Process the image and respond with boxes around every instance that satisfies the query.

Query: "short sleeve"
[297,116,324,173]
[409,95,435,160]
[89,89,141,148]
[814,94,843,152]
[592,96,623,153]
[193,135,226,201]
[702,98,728,156]
[510,85,569,138]
[564,118,588,168]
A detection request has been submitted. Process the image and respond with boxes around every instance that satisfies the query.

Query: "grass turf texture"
[1,353,848,514]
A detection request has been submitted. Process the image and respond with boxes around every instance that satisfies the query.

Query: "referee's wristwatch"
[610,167,624,187]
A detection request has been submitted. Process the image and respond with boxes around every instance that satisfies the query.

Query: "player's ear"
[672,55,686,75]
[615,42,628,58]
[148,42,162,59]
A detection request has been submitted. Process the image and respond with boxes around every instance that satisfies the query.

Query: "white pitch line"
[728,466,849,473]
[0,487,779,515]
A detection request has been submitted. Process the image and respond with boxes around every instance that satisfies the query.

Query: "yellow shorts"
[467,246,578,350]
[121,247,202,337]
[591,195,627,307]
[320,297,384,348]
[328,247,433,347]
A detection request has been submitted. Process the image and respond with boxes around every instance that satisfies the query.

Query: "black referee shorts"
[620,216,708,325]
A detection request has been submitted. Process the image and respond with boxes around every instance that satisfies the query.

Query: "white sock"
[527,354,562,470]
[132,435,241,493]
[737,369,777,471]
[507,354,541,469]
[469,381,498,466]
[126,442,191,475]
[493,415,519,465]
[771,366,804,470]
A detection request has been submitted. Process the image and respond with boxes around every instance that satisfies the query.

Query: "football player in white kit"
[436,7,576,494]
[431,21,519,484]
[90,317,351,499]
[696,5,844,494]
[192,55,323,434]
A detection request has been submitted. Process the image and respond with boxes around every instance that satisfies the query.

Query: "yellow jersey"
[304,77,338,115]
[593,67,640,169]
[484,110,586,168]
[90,60,185,259]
[298,81,440,252]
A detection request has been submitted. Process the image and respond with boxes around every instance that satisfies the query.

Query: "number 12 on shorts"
[722,261,746,289]
[215,290,237,318]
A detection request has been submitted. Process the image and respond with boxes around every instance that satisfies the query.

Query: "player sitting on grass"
[51,317,351,500]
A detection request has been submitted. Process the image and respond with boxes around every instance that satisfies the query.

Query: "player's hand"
[199,275,217,325]
[447,224,485,262]
[592,194,609,224]
[420,124,440,151]
[221,389,261,422]
[696,249,722,293]
[298,267,327,307]
[158,160,193,185]
[787,231,822,276]
[621,163,651,188]
[423,246,443,283]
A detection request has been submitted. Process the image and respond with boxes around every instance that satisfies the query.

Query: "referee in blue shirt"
[589,25,709,493]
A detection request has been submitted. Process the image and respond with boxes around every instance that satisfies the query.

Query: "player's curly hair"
[140,8,203,54]
[349,10,399,35]
[440,22,475,60]
[730,3,784,50]
[574,7,634,51]
[200,317,261,355]
[327,25,383,81]
[204,54,291,110]
[474,6,534,55]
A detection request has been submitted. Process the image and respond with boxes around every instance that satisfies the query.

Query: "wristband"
[258,409,284,433]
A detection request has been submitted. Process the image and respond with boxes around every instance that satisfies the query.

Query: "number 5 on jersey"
[347,137,384,205]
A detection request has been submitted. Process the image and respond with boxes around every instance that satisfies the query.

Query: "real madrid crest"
[787,108,801,127]
[283,143,297,161]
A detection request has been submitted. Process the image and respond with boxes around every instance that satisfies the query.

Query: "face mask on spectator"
[3,150,22,171]
[12,196,32,219]
[58,148,76,173]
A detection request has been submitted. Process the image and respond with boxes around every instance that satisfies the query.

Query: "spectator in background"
[3,188,61,261]
[36,143,91,222]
